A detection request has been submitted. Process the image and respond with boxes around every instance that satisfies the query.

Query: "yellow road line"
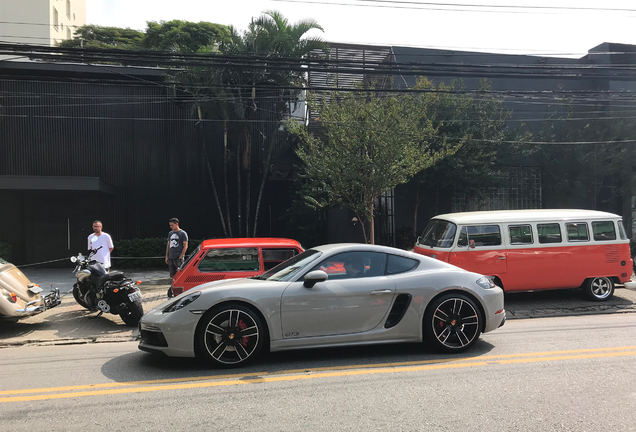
[1,347,635,403]
[2,344,634,397]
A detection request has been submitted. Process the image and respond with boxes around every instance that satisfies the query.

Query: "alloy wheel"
[203,308,260,365]
[431,297,480,350]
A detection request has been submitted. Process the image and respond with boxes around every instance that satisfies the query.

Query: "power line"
[271,0,636,14]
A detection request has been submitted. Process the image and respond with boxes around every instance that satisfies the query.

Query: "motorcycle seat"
[97,272,125,289]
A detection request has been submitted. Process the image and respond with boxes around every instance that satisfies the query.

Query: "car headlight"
[163,292,201,313]
[476,276,497,289]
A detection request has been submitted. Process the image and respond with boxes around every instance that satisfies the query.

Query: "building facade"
[0,0,85,49]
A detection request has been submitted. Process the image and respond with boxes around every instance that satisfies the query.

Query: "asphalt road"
[1,314,635,431]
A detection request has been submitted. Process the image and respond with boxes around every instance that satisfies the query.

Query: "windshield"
[420,219,457,248]
[253,250,322,282]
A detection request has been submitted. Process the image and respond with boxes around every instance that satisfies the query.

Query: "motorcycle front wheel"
[72,285,91,310]
[119,299,144,327]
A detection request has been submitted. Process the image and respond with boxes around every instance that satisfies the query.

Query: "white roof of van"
[433,209,622,224]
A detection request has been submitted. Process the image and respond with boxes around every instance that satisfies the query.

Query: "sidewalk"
[1,267,635,348]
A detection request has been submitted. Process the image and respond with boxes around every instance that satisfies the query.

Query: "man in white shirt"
[87,220,114,271]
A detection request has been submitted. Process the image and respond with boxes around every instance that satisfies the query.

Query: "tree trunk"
[244,126,252,237]
[199,107,227,237]
[223,120,233,237]
[413,182,420,237]
[252,134,275,237]
[236,137,243,237]
[368,201,375,244]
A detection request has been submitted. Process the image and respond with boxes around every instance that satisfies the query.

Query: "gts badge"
[285,332,299,337]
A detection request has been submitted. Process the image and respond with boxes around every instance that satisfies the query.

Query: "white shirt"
[87,232,114,269]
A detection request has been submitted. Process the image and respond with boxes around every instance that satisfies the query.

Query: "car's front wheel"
[195,303,266,368]
[583,276,614,301]
[424,293,482,353]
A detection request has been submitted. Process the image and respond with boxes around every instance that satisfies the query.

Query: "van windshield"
[420,219,457,248]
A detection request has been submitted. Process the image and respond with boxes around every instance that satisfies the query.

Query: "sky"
[87,0,636,58]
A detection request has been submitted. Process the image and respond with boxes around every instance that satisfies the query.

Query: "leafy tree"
[289,81,460,244]
[58,25,144,49]
[144,20,230,52]
[536,106,634,211]
[174,11,328,237]
[412,79,530,232]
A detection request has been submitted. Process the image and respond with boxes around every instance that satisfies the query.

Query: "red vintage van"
[414,210,635,301]
[170,238,304,296]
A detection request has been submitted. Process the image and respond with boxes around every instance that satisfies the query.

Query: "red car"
[170,238,304,296]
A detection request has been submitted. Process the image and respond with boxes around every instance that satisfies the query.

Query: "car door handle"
[370,289,393,295]
[497,256,506,260]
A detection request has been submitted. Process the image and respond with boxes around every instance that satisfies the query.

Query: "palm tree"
[175,12,328,238]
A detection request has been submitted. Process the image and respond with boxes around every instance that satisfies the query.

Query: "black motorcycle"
[71,247,144,327]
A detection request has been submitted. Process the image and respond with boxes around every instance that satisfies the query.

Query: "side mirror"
[469,239,476,249]
[303,270,328,288]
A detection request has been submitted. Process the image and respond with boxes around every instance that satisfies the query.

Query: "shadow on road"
[100,340,496,383]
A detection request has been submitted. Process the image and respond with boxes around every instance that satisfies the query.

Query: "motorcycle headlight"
[163,292,201,313]
[476,276,497,289]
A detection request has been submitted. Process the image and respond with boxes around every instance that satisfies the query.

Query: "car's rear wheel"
[583,276,614,301]
[195,303,265,368]
[424,293,482,353]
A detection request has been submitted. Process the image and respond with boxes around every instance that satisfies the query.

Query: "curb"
[2,303,635,349]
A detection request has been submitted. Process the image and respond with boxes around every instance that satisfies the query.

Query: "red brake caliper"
[238,319,248,346]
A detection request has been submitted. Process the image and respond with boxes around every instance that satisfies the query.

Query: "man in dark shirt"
[165,217,188,280]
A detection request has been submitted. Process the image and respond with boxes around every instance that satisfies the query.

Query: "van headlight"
[163,292,201,313]
[476,276,497,289]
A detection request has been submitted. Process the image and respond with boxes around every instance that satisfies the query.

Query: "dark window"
[458,225,501,247]
[386,255,418,275]
[592,221,616,241]
[566,223,589,242]
[312,251,387,280]
[262,248,298,270]
[537,223,562,244]
[509,225,533,244]
[198,248,259,272]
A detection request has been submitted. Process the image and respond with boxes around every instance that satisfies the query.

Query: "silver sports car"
[139,244,505,367]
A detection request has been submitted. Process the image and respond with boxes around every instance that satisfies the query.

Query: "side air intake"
[384,294,412,328]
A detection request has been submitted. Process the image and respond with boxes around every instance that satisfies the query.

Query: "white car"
[139,243,506,367]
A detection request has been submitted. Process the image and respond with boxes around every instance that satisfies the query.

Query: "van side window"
[198,248,260,272]
[566,223,589,242]
[592,221,617,241]
[509,225,533,244]
[537,223,562,244]
[464,225,502,247]
[457,227,468,247]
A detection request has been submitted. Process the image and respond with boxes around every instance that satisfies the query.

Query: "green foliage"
[289,79,460,243]
[113,238,201,268]
[0,241,12,262]
[279,180,329,248]
[395,226,417,251]
[144,20,230,52]
[535,106,634,209]
[59,25,144,49]
[173,11,329,238]
[415,79,530,201]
